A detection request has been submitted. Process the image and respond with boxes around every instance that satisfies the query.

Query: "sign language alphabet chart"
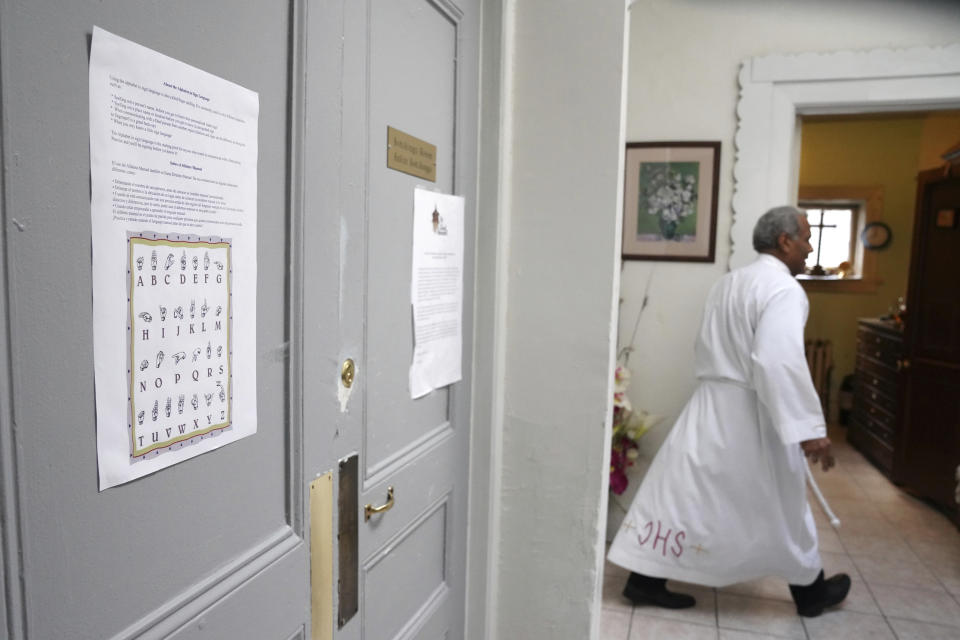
[90,28,258,489]
[128,233,232,459]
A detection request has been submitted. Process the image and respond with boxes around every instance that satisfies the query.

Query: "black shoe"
[789,570,851,617]
[623,572,696,609]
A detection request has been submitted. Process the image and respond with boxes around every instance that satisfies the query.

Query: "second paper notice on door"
[409,187,464,399]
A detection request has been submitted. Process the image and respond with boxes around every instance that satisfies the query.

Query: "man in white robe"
[608,206,850,617]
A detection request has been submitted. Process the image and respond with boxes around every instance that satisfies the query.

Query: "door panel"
[0,2,307,638]
[363,497,449,637]
[365,0,458,473]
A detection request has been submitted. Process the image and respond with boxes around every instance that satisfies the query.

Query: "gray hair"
[753,206,806,252]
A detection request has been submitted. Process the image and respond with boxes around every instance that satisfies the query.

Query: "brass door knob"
[341,358,356,388]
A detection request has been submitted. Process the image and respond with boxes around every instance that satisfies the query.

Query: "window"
[799,204,856,276]
[795,186,882,294]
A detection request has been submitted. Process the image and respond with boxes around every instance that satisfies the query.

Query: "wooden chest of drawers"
[849,319,903,477]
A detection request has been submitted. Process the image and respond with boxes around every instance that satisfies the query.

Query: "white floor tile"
[869,583,960,627]
[887,616,960,639]
[802,609,895,640]
[841,533,918,562]
[629,614,718,640]
[852,552,940,590]
[717,593,805,639]
[718,630,794,640]
[600,607,632,640]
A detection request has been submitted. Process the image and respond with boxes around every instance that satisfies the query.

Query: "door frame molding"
[0,3,28,635]
[466,0,509,638]
[730,43,960,271]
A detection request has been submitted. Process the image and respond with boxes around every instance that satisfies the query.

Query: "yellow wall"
[918,112,960,169]
[798,111,960,416]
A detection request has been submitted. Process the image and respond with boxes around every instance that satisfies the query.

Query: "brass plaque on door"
[387,126,436,182]
[309,473,333,640]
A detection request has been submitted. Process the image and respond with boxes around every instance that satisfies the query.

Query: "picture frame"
[622,141,720,262]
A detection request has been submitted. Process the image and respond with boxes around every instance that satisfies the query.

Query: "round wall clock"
[861,221,892,250]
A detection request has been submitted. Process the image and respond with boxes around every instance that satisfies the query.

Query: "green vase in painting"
[659,217,677,240]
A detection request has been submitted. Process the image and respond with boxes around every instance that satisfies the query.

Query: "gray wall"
[483,1,628,637]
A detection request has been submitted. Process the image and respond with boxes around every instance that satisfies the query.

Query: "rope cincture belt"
[699,376,841,529]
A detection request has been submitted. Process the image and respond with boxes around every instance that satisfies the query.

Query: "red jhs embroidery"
[636,519,685,558]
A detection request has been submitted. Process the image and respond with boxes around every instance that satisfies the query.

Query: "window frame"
[796,185,883,294]
[800,202,858,274]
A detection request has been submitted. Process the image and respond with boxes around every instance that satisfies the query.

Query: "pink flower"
[609,469,628,495]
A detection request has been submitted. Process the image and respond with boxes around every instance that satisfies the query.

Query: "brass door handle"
[896,359,910,371]
[364,486,395,521]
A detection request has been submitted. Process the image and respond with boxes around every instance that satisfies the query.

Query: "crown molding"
[730,44,960,271]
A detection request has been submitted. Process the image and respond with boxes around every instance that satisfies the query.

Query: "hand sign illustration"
[165,397,172,418]
[155,350,164,368]
[159,305,167,321]
[181,250,187,271]
[140,359,149,372]
[172,351,186,365]
[204,393,213,407]
[138,311,152,322]
[204,252,210,271]
[137,410,145,425]
[192,255,199,270]
[215,305,222,317]
[201,300,209,318]
[206,341,212,359]
[164,253,174,270]
[151,250,157,271]
[173,306,183,319]
[214,261,224,270]
[192,347,201,362]
[217,345,223,358]
[189,299,195,319]
[178,394,185,414]
[191,394,199,411]
[136,256,144,271]
[152,399,159,422]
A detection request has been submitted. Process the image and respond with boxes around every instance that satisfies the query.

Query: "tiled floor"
[601,427,960,639]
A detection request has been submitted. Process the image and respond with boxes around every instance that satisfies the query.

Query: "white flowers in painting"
[641,165,697,223]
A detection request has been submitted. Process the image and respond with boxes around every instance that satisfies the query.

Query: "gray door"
[300,1,480,639]
[1,1,479,639]
[1,2,307,639]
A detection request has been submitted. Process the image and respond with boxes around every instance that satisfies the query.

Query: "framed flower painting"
[622,141,720,262]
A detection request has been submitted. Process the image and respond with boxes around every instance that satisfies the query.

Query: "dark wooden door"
[896,162,960,524]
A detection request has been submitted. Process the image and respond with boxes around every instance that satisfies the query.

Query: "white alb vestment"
[608,254,826,587]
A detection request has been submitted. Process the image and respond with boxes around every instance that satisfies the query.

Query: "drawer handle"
[896,359,910,371]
